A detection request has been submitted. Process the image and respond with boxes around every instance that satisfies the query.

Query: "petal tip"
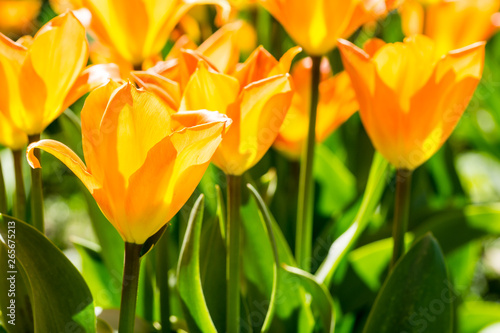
[26,143,42,169]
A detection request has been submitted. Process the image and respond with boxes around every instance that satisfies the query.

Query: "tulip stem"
[119,242,143,333]
[226,174,241,333]
[390,169,412,268]
[296,55,321,271]
[0,158,7,214]
[28,134,44,232]
[12,150,26,221]
[157,230,172,332]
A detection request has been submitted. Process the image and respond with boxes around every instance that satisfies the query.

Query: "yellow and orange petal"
[338,36,485,170]
[27,81,231,244]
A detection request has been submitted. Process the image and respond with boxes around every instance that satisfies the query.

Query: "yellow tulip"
[0,0,41,36]
[400,0,500,55]
[338,35,485,170]
[0,12,120,136]
[274,57,358,157]
[258,0,395,55]
[27,81,231,244]
[134,44,299,175]
[78,0,230,72]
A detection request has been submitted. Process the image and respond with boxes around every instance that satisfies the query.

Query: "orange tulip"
[338,35,485,170]
[0,12,120,136]
[400,0,500,54]
[274,57,358,157]
[135,45,299,175]
[258,0,395,55]
[0,0,42,36]
[131,21,257,111]
[27,81,231,244]
[77,0,231,73]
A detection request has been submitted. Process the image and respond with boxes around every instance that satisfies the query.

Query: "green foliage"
[363,234,453,333]
[0,214,95,332]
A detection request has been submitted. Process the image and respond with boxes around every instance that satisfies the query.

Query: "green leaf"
[414,203,500,254]
[176,194,217,333]
[240,187,314,332]
[315,153,390,286]
[314,144,356,217]
[247,184,280,332]
[282,265,335,333]
[363,234,453,333]
[72,238,121,309]
[0,241,33,333]
[458,301,500,333]
[348,234,414,292]
[0,214,96,332]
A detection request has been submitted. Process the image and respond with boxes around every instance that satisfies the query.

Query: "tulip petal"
[317,71,358,142]
[80,80,122,179]
[0,34,26,130]
[63,63,122,111]
[131,71,181,110]
[26,139,99,193]
[21,12,88,134]
[233,46,278,86]
[214,74,294,175]
[338,39,376,111]
[147,0,231,66]
[197,21,243,73]
[437,42,485,82]
[179,62,240,114]
[268,46,303,77]
[0,112,27,150]
[371,35,436,111]
[123,110,229,244]
[98,82,172,182]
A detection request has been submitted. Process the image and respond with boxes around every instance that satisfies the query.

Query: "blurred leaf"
[0,214,95,332]
[413,203,500,254]
[283,265,335,333]
[97,309,155,333]
[72,238,121,309]
[314,144,356,217]
[96,318,113,333]
[458,301,500,333]
[315,153,390,286]
[177,195,217,333]
[363,234,452,333]
[446,241,482,296]
[348,234,414,292]
[247,184,280,332]
[456,152,500,203]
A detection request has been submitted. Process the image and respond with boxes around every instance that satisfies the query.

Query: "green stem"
[157,230,171,332]
[0,158,7,214]
[119,242,143,333]
[12,150,26,221]
[226,174,241,333]
[141,254,155,324]
[390,169,412,268]
[28,134,44,232]
[296,55,321,271]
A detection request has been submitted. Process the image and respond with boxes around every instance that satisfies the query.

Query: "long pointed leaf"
[177,195,217,333]
[315,153,390,286]
[247,184,279,332]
